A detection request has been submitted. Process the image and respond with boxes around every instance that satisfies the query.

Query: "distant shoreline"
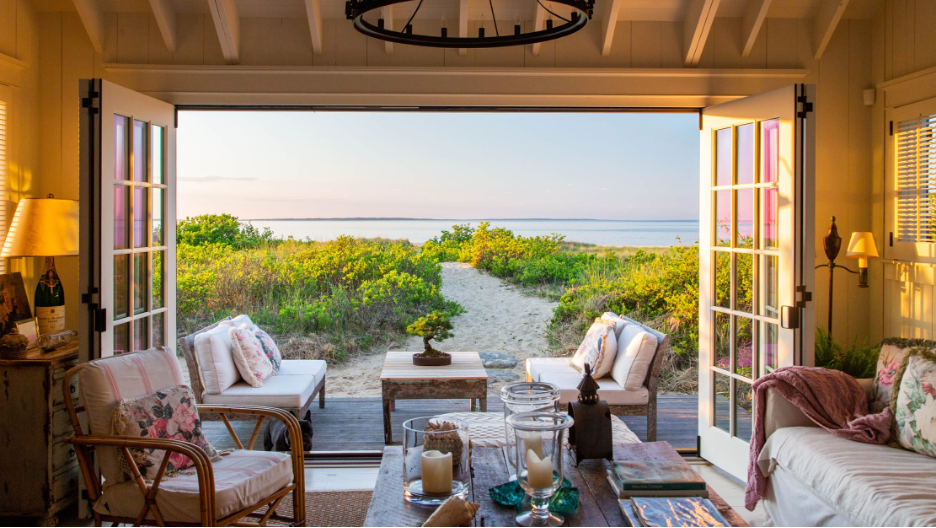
[243,217,698,222]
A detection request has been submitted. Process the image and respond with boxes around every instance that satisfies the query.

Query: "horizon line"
[241,217,699,222]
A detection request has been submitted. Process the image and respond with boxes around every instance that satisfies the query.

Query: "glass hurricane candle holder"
[507,412,574,527]
[402,416,470,505]
[501,382,561,476]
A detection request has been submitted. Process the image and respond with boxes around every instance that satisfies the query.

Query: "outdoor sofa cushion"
[93,450,292,523]
[194,324,242,394]
[78,346,186,488]
[758,426,936,526]
[202,373,319,408]
[526,358,650,406]
[611,324,658,391]
[278,359,327,381]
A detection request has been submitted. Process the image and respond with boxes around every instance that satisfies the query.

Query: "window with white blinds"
[895,113,936,243]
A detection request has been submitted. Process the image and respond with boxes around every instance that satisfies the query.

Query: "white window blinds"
[896,112,936,243]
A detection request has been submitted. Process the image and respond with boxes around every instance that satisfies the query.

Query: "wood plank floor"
[203,395,707,452]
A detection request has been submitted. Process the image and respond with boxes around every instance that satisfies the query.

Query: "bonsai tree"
[406,312,454,357]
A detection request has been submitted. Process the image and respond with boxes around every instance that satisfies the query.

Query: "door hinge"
[796,95,813,119]
[890,231,894,246]
[93,307,106,333]
[81,90,100,115]
[796,285,812,308]
[889,121,894,136]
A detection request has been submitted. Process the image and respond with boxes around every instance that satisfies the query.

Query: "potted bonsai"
[406,311,454,366]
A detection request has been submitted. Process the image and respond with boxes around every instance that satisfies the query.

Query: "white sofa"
[525,315,669,441]
[759,378,936,526]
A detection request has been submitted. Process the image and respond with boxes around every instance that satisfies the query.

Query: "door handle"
[781,306,800,329]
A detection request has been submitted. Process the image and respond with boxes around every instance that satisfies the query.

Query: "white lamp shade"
[1,198,79,257]
[846,231,879,259]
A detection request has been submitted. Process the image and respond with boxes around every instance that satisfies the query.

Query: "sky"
[176,111,699,220]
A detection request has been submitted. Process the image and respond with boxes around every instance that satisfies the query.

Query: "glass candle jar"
[402,416,470,505]
[507,412,574,527]
[501,382,561,474]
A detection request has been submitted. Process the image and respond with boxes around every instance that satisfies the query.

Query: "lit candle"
[526,449,554,489]
[421,450,453,494]
[523,432,544,459]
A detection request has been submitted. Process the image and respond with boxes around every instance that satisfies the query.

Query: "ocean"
[245,219,700,246]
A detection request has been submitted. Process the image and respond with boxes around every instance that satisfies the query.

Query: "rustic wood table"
[363,441,748,527]
[381,351,488,444]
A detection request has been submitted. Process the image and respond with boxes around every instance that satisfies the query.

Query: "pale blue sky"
[177,111,699,220]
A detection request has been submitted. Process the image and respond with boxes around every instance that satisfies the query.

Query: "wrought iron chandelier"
[345,0,594,48]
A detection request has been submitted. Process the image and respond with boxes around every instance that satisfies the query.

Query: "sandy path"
[326,262,558,397]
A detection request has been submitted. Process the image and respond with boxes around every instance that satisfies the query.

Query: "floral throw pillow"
[112,385,221,480]
[891,347,936,458]
[873,339,936,412]
[255,328,282,374]
[570,319,618,378]
[229,325,274,387]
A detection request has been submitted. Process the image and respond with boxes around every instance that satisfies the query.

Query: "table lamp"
[1,195,79,335]
[846,232,879,288]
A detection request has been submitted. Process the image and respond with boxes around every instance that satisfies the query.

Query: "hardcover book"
[612,461,707,490]
[630,497,728,527]
[607,471,709,499]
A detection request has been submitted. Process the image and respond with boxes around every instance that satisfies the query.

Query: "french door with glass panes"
[698,85,814,479]
[79,79,175,359]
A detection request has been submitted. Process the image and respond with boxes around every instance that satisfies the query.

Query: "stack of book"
[619,497,729,527]
[606,460,709,499]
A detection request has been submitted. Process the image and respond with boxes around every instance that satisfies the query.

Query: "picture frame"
[0,272,33,336]
[15,318,39,350]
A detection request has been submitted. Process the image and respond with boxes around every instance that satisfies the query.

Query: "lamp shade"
[846,232,879,259]
[1,197,79,257]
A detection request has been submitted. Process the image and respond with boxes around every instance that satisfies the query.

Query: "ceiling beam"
[207,0,240,65]
[813,0,850,60]
[71,0,106,54]
[304,0,324,54]
[459,0,468,56]
[148,0,178,53]
[683,0,721,66]
[600,0,623,57]
[740,0,771,57]
[531,3,545,56]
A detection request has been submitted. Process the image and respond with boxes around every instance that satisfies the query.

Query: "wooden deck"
[204,394,704,452]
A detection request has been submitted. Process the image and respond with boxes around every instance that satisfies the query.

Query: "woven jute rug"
[270,490,373,527]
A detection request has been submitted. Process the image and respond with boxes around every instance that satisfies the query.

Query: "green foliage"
[815,327,879,379]
[406,311,454,356]
[177,214,276,249]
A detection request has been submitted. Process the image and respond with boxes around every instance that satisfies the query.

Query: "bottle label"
[36,306,66,335]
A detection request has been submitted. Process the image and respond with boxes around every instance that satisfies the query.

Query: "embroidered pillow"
[873,340,930,412]
[254,328,283,374]
[600,312,628,340]
[229,325,274,387]
[570,319,617,378]
[890,347,936,458]
[112,385,221,479]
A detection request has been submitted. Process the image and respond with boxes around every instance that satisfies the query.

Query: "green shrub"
[177,213,276,248]
[815,328,879,379]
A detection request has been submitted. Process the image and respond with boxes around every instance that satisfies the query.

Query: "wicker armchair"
[63,347,306,526]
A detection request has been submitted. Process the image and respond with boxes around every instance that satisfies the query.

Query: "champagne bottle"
[35,256,66,335]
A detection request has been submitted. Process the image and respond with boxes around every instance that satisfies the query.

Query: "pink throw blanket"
[744,366,892,511]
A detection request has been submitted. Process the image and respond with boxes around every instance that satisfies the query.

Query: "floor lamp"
[815,217,856,336]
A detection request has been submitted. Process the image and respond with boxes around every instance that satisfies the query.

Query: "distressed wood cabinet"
[0,344,80,525]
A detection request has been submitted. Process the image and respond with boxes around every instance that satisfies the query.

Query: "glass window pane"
[153,251,164,309]
[114,323,130,355]
[114,115,129,181]
[761,187,778,249]
[734,316,753,378]
[714,374,731,433]
[758,254,779,318]
[133,187,148,248]
[114,255,129,320]
[714,312,730,372]
[759,321,779,376]
[737,123,755,185]
[133,120,147,183]
[152,125,164,185]
[153,188,164,246]
[734,381,753,442]
[715,128,732,186]
[761,119,780,183]
[736,188,754,248]
[715,190,731,247]
[134,254,148,315]
[735,253,753,313]
[152,312,165,348]
[133,318,149,351]
[715,251,730,309]
[114,185,129,249]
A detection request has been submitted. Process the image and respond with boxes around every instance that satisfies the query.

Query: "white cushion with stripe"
[525,357,649,405]
[278,359,327,385]
[78,347,186,488]
[202,374,318,409]
[194,325,241,394]
[93,450,292,523]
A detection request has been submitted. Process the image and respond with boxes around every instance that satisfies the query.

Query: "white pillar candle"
[523,432,544,459]
[421,450,453,494]
[526,449,554,489]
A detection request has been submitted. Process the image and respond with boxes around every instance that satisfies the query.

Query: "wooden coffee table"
[381,351,488,444]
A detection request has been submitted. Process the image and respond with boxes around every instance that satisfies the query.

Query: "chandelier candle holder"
[402,416,470,505]
[501,382,561,478]
[345,0,594,48]
[506,412,573,527]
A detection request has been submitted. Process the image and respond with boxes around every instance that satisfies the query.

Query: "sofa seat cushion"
[202,373,317,409]
[527,357,649,405]
[278,360,327,385]
[527,357,577,381]
[759,426,936,526]
[94,450,292,523]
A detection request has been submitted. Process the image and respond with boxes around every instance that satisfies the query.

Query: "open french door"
[698,85,815,479]
[79,79,176,360]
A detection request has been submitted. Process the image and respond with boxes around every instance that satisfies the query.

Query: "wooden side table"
[0,344,80,526]
[380,352,488,444]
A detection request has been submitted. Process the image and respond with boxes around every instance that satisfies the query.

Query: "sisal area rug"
[271,490,373,527]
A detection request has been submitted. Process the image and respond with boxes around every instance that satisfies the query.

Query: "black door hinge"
[93,307,106,333]
[890,121,894,136]
[81,90,100,115]
[796,95,813,119]
[890,232,894,246]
